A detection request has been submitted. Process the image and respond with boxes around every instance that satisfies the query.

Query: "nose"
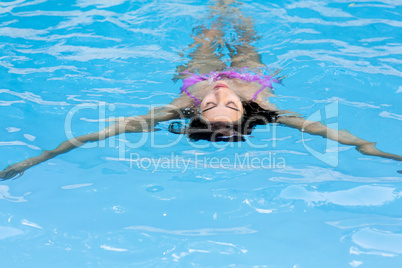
[213,87,226,104]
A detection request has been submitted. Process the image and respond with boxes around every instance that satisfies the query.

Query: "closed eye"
[202,102,217,113]
[206,102,216,106]
[201,102,240,113]
[226,101,240,111]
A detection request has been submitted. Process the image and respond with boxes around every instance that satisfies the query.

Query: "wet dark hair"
[168,102,278,142]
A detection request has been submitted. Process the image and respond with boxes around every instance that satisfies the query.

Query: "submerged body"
[1,0,401,180]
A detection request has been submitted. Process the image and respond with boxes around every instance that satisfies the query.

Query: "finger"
[0,171,11,180]
[0,173,12,180]
[4,170,17,180]
[12,172,24,180]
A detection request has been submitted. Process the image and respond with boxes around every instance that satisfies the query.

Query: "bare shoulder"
[252,95,279,112]
[169,93,194,108]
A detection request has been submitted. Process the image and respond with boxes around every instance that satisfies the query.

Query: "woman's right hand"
[356,143,402,161]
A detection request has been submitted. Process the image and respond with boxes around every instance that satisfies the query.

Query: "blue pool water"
[1,0,402,267]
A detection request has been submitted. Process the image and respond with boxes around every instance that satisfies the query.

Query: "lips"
[214,83,228,89]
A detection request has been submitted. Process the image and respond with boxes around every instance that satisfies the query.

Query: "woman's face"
[200,81,244,122]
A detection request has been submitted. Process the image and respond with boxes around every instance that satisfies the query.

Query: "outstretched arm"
[0,121,130,180]
[0,96,192,180]
[277,115,402,161]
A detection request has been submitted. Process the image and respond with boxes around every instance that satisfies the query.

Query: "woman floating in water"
[1,1,401,180]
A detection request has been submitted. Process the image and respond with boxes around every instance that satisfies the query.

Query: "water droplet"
[146,185,164,193]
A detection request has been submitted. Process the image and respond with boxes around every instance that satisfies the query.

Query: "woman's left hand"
[0,160,32,180]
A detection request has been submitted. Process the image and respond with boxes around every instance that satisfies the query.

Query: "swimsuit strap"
[180,67,280,106]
